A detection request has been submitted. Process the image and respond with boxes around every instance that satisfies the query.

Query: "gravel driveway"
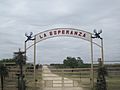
[42,65,83,90]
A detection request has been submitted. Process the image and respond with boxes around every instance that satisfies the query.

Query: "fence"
[1,64,120,90]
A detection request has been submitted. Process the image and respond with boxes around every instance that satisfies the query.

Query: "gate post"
[33,36,37,88]
[101,38,104,65]
[90,34,94,90]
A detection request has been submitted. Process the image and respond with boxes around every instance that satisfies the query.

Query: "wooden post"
[62,69,64,88]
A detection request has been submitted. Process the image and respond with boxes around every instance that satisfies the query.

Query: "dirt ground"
[42,65,84,90]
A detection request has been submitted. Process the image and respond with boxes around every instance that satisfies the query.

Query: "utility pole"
[14,49,26,90]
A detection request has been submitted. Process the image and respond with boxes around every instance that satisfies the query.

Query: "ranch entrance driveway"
[42,65,83,90]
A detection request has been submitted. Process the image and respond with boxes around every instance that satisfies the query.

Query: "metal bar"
[103,61,120,62]
[34,36,36,82]
[101,38,104,65]
[93,41,102,48]
[90,35,94,90]
[24,42,26,58]
[24,41,27,78]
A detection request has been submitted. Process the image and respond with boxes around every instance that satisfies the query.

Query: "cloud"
[0,0,120,64]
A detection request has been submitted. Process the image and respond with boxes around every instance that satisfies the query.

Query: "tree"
[63,57,80,68]
[96,58,108,90]
[0,64,8,90]
[0,58,16,63]
[77,57,83,65]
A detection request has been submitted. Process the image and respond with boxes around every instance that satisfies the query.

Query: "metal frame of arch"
[24,28,104,89]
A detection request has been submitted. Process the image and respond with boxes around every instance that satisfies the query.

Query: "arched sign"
[24,28,104,89]
[35,28,92,43]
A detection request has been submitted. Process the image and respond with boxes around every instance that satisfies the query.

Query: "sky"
[0,0,120,64]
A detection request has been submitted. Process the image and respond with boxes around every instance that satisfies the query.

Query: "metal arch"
[25,28,101,50]
[34,28,92,36]
[26,39,101,51]
[34,28,92,43]
[24,28,103,90]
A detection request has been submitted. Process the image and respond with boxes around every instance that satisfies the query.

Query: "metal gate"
[31,65,91,90]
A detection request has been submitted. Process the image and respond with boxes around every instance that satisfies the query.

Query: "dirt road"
[42,65,83,90]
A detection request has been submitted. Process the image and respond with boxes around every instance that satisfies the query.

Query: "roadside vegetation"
[50,56,91,68]
[0,64,9,90]
[0,57,120,90]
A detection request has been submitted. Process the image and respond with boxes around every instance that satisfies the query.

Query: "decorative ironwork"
[92,29,102,39]
[25,32,35,42]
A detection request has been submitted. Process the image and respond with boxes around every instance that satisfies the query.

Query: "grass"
[106,76,120,90]
[50,68,120,90]
[5,66,120,90]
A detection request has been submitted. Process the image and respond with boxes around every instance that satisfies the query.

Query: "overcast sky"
[0,0,120,64]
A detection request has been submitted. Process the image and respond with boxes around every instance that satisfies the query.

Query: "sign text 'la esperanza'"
[38,29,86,39]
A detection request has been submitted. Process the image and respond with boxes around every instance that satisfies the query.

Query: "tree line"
[50,56,91,68]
